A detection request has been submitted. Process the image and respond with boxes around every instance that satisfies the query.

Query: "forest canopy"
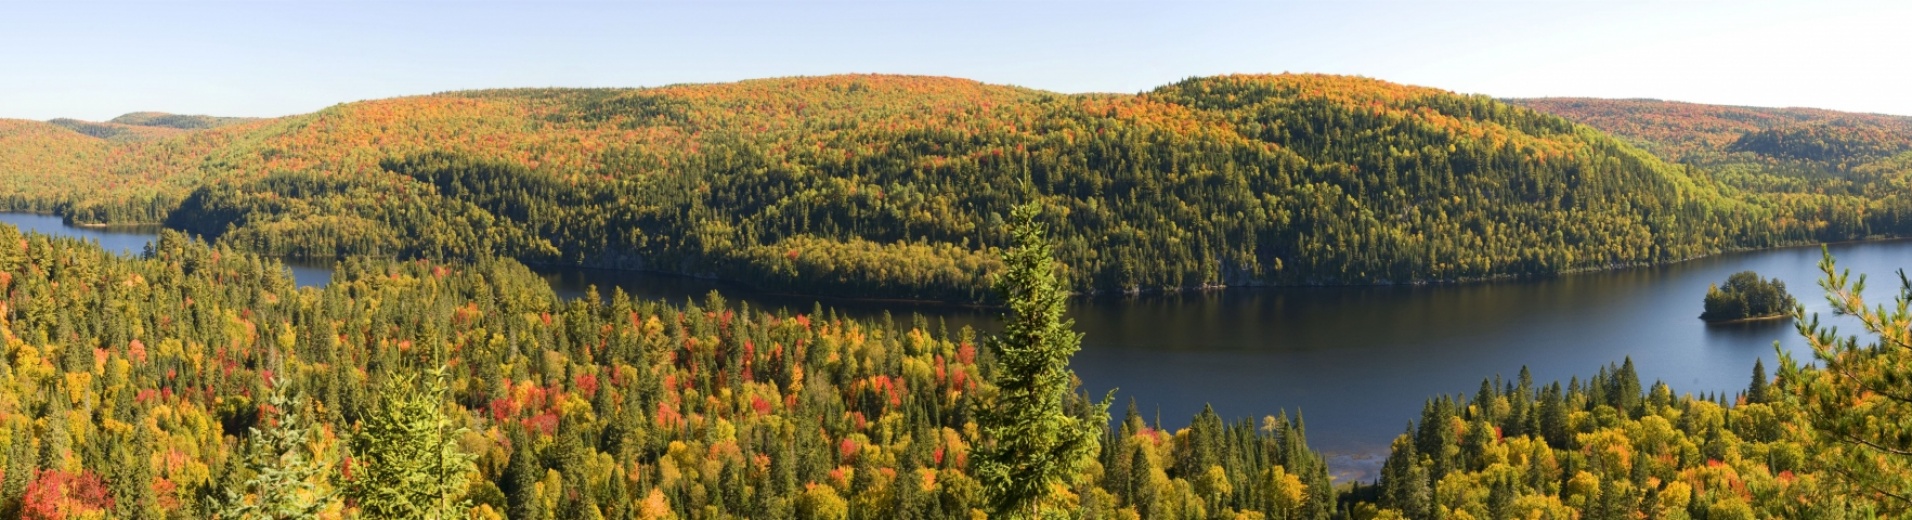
[5,74,1911,302]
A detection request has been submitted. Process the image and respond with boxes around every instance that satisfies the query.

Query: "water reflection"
[536,265,1002,332]
[1701,318,1796,344]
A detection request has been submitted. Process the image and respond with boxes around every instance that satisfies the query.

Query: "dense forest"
[6,74,1910,302]
[1504,99,1912,162]
[0,214,1349,519]
[0,214,1903,518]
[1513,98,1912,250]
[41,113,259,144]
[1358,358,1869,519]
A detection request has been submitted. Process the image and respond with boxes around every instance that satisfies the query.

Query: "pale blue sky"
[3,1,1908,121]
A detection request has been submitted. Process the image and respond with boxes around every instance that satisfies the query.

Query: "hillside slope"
[0,74,1890,301]
[44,112,263,142]
[45,118,191,142]
[1507,98,1912,160]
[0,115,279,222]
[108,111,260,130]
[1514,98,1912,240]
[0,119,112,213]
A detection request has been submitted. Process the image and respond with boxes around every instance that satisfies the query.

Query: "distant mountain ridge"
[0,74,1908,301]
[108,111,260,130]
[1513,97,1912,243]
[42,112,261,142]
[1507,97,1912,161]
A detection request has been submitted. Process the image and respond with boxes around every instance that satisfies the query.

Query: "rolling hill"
[1,74,1904,302]
[1507,98,1912,160]
[45,118,190,142]
[107,111,260,130]
[44,112,263,142]
[1513,97,1912,241]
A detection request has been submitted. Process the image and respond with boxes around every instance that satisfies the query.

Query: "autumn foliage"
[14,74,1900,302]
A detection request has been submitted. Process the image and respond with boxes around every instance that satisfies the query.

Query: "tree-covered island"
[1701,270,1796,322]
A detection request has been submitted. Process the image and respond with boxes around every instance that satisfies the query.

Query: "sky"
[3,1,1909,121]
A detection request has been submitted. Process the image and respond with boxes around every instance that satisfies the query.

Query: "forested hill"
[107,111,261,130]
[1507,98,1912,162]
[45,112,262,142]
[1512,98,1912,243]
[1,74,1904,302]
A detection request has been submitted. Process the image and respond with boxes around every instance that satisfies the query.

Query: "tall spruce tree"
[1747,358,1771,405]
[972,203,1111,520]
[211,379,339,519]
[347,367,476,519]
[501,425,545,520]
[0,422,32,517]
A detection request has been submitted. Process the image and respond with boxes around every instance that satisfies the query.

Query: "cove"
[8,212,1904,481]
[0,214,340,287]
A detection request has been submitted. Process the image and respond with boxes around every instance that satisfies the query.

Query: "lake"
[7,212,1902,481]
[0,213,338,287]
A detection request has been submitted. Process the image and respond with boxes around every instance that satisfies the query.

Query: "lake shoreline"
[528,262,1008,310]
[1701,313,1792,325]
[525,234,1912,308]
[7,211,1909,307]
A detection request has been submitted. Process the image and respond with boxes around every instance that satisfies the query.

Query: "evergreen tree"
[1610,357,1643,415]
[1535,384,1567,449]
[346,367,476,519]
[211,379,339,519]
[0,422,32,518]
[1379,431,1426,517]
[1747,358,1771,405]
[1780,253,1912,514]
[972,203,1111,520]
[103,428,159,520]
[1129,447,1161,519]
[502,425,546,520]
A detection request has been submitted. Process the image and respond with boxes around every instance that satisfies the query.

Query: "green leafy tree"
[347,368,475,519]
[972,203,1111,519]
[1780,250,1912,513]
[211,379,339,519]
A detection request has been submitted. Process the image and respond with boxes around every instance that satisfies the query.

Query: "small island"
[1701,270,1796,323]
